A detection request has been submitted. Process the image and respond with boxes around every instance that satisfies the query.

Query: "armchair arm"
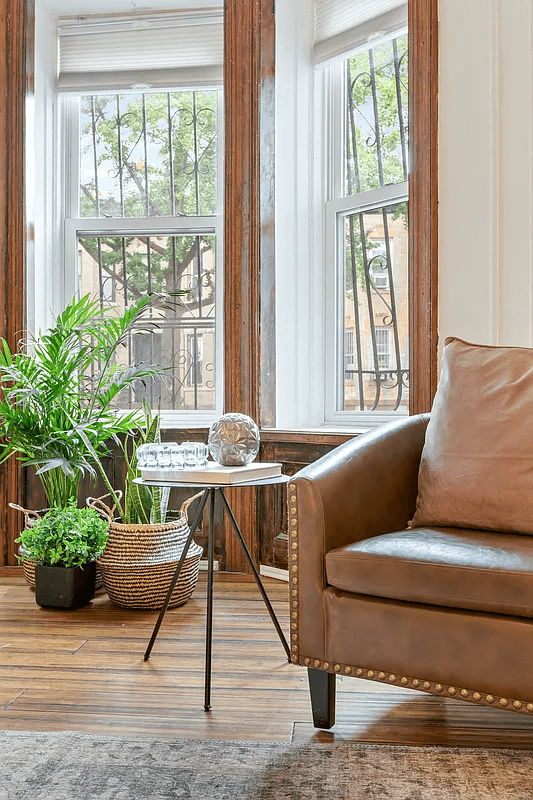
[291,414,429,662]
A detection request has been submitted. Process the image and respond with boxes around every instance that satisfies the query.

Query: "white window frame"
[322,55,409,429]
[61,89,225,429]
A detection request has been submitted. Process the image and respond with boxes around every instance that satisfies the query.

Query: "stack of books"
[139,461,282,485]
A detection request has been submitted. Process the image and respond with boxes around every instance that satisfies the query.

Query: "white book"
[139,461,282,485]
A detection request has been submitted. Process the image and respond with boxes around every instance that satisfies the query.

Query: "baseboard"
[260,565,289,582]
[199,559,219,571]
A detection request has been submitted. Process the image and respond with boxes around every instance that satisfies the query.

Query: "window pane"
[345,34,408,195]
[339,203,408,412]
[78,233,216,411]
[80,91,218,218]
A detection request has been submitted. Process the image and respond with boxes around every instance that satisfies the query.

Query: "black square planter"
[35,562,96,609]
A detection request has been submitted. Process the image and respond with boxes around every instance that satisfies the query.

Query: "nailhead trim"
[292,658,533,716]
[287,482,299,663]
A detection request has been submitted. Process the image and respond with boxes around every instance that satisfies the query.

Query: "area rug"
[1,730,532,800]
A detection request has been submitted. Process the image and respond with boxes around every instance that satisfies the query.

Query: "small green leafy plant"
[16,501,109,568]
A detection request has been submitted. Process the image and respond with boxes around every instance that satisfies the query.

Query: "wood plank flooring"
[1,569,533,747]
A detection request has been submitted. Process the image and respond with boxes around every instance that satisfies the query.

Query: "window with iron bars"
[325,31,408,423]
[63,88,223,425]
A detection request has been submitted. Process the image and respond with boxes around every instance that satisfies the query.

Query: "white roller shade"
[58,10,224,93]
[313,0,407,64]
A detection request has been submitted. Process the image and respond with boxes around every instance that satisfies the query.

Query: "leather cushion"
[325,527,533,618]
[411,336,533,534]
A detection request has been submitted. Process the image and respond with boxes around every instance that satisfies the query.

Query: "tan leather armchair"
[289,414,533,728]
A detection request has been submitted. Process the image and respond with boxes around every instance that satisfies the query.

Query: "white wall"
[438,0,533,348]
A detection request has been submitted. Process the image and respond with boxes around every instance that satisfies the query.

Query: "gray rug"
[1,730,532,800]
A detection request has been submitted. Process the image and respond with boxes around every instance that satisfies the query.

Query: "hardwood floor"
[1,569,533,747]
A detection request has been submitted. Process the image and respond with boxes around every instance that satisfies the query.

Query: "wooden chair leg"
[307,668,336,729]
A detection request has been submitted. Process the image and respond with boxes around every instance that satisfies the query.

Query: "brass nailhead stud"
[378,672,386,680]
[344,666,352,674]
[389,674,397,683]
[486,695,494,704]
[334,664,341,672]
[513,701,522,710]
[291,611,297,618]
[289,484,296,491]
[435,684,443,692]
[291,655,298,663]
[291,633,298,641]
[290,495,297,502]
[423,681,430,690]
[499,698,508,707]
[292,600,298,607]
[291,589,298,596]
[291,623,297,630]
[291,565,297,572]
[461,689,468,698]
[314,660,321,668]
[291,554,297,561]
[448,687,456,695]
[400,677,408,685]
[290,507,297,514]
[412,679,420,687]
[291,578,298,584]
[356,668,364,676]
[323,662,329,670]
[527,704,533,713]
[291,518,297,525]
[367,670,375,678]
[291,542,297,549]
[473,693,481,701]
[304,658,310,665]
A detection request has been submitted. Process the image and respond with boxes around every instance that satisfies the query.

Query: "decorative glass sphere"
[208,413,260,466]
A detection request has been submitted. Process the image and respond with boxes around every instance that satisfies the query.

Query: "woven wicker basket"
[89,493,203,610]
[9,503,104,590]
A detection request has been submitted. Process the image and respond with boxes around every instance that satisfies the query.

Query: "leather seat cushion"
[325,527,533,618]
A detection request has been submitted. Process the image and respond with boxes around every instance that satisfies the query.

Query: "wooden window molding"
[0,0,30,566]
[408,0,439,414]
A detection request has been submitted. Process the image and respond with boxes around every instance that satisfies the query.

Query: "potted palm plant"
[0,292,178,584]
[16,501,109,609]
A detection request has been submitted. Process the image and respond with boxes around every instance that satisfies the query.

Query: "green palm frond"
[0,292,179,509]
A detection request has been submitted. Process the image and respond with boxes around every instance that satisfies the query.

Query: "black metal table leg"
[204,488,216,711]
[144,488,210,661]
[219,488,291,660]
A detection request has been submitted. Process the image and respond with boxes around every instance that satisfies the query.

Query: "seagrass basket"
[88,493,203,610]
[9,503,104,590]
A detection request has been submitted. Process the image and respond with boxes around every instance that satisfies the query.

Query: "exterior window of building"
[186,332,204,388]
[374,326,392,371]
[344,328,355,382]
[324,23,409,420]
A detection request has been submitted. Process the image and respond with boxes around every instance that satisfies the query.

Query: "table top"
[132,474,290,490]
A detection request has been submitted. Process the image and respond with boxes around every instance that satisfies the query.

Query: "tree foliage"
[345,35,408,293]
[79,91,218,297]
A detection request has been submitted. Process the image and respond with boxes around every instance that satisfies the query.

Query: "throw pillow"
[411,336,533,534]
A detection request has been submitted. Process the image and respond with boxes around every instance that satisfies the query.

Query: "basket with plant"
[88,404,203,610]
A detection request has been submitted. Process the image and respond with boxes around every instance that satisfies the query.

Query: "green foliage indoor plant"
[16,501,109,609]
[0,292,171,509]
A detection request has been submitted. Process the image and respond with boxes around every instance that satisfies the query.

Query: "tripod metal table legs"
[144,486,291,711]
